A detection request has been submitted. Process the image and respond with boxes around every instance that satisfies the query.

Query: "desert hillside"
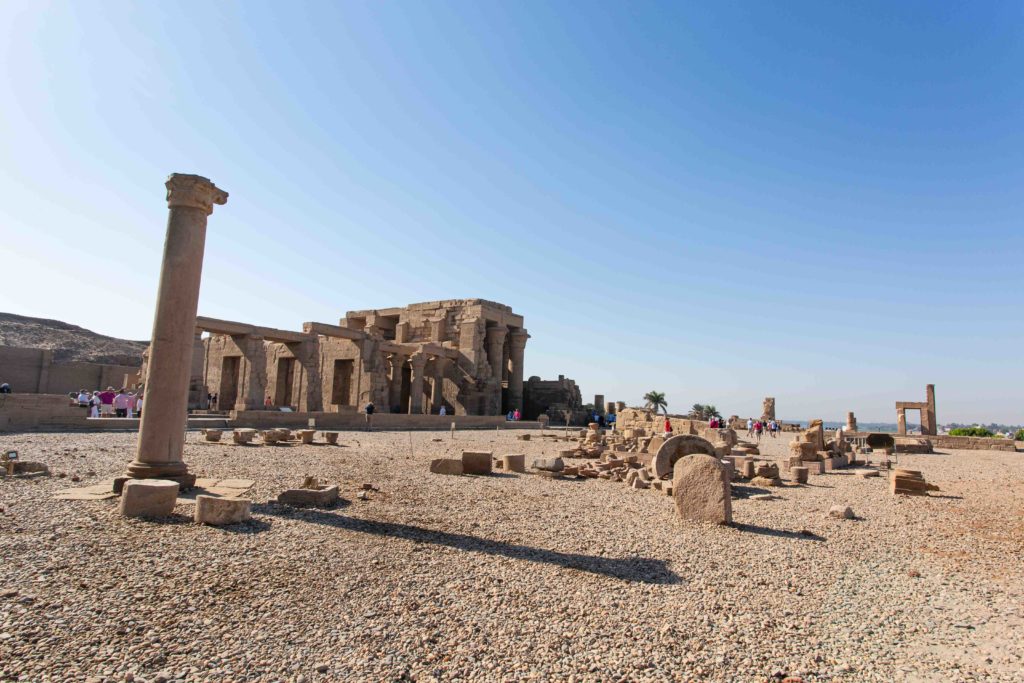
[0,312,147,366]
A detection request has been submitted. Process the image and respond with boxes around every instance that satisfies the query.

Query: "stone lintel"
[302,321,368,341]
[196,316,308,344]
[895,401,928,410]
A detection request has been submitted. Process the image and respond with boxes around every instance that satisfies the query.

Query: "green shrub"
[1015,429,1024,441]
[948,427,993,437]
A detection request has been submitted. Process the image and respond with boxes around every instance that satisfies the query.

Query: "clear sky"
[1,1,1021,424]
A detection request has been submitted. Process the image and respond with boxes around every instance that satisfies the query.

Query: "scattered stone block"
[631,478,650,490]
[297,429,316,444]
[741,460,755,479]
[804,460,825,475]
[517,434,531,441]
[856,469,879,478]
[822,458,835,472]
[532,457,565,472]
[203,429,223,442]
[563,466,580,476]
[502,454,526,473]
[461,451,493,475]
[828,505,855,519]
[672,454,732,525]
[891,469,939,496]
[119,479,179,518]
[195,495,251,525]
[651,435,718,479]
[324,432,340,445]
[277,485,339,507]
[430,458,463,476]
[232,428,257,445]
[791,466,809,484]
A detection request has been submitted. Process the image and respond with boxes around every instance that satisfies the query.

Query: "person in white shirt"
[439,406,446,416]
[89,391,101,418]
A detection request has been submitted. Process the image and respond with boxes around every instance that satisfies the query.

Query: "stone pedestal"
[126,174,227,489]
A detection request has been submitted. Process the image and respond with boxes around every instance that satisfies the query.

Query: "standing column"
[408,352,427,414]
[387,352,406,412]
[431,355,451,414]
[485,326,508,381]
[897,409,907,435]
[126,174,227,488]
[236,334,267,410]
[507,329,529,413]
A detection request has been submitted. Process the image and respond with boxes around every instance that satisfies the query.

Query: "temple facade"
[167,299,527,416]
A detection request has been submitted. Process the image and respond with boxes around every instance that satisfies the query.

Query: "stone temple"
[166,299,528,416]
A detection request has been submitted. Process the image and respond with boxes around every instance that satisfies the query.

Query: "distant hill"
[0,312,147,366]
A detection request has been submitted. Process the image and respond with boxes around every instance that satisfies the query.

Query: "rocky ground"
[1,427,1022,682]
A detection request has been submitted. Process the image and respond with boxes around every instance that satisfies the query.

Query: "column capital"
[485,325,508,343]
[508,328,530,350]
[409,351,427,369]
[166,174,229,215]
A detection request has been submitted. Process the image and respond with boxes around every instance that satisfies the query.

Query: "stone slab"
[195,495,252,525]
[120,479,179,518]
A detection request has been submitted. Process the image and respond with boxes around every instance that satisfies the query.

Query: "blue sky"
[1,1,1021,423]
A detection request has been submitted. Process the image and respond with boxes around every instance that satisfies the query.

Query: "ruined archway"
[651,434,717,479]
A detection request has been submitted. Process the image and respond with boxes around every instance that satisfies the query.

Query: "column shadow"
[256,504,680,584]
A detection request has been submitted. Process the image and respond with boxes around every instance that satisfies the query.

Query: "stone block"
[741,460,755,479]
[324,432,339,444]
[203,429,223,442]
[672,454,731,524]
[195,495,251,525]
[502,454,526,473]
[276,485,339,507]
[430,458,463,476]
[517,434,531,441]
[791,466,809,484]
[804,460,825,475]
[119,479,179,518]
[297,429,316,444]
[461,451,494,475]
[533,457,565,472]
[822,458,834,472]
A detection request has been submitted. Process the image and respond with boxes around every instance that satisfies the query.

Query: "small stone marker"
[195,495,251,525]
[429,458,463,476]
[672,454,731,524]
[791,466,809,484]
[119,479,179,518]
[324,432,339,445]
[502,454,526,473]
[461,451,493,475]
[203,429,223,442]
[828,505,855,519]
[297,429,316,444]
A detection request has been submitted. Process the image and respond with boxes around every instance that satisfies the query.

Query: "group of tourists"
[73,386,143,418]
[746,417,779,441]
[505,409,522,421]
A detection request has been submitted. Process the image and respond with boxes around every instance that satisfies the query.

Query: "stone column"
[485,326,508,381]
[236,334,267,411]
[845,411,857,432]
[594,395,605,415]
[408,352,427,414]
[127,174,227,488]
[897,409,907,435]
[387,352,406,412]
[431,355,450,414]
[507,329,529,413]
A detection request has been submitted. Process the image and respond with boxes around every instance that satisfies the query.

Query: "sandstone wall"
[0,346,139,395]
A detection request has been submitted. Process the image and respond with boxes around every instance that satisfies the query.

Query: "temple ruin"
[178,300,528,416]
[896,384,937,436]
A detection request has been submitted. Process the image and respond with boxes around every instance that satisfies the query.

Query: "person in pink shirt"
[98,387,116,416]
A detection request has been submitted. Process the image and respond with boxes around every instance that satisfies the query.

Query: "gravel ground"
[1,427,1022,682]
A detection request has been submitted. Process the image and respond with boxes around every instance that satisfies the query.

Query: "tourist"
[76,389,90,410]
[265,395,273,409]
[753,419,763,442]
[746,417,754,437]
[506,410,514,421]
[513,408,521,421]
[89,391,101,418]
[439,405,446,416]
[364,401,375,431]
[135,392,143,418]
[113,389,133,418]
[769,419,778,438]
[210,393,218,410]
[664,417,673,434]
[0,382,10,394]
[98,386,116,416]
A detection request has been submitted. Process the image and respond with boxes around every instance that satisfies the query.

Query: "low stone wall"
[926,434,1017,452]
[0,394,91,432]
[228,411,540,431]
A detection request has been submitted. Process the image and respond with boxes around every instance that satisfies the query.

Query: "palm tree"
[643,391,668,415]
[689,403,722,420]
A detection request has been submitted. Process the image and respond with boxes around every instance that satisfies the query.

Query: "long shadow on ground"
[256,504,680,585]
